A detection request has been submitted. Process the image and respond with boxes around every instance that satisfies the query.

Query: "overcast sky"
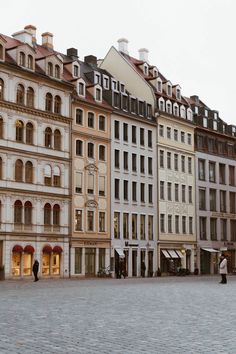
[1,0,235,125]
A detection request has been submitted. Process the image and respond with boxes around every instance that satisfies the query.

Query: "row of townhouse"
[0,26,235,280]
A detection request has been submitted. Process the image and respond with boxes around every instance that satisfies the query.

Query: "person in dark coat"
[141,261,146,277]
[32,260,39,282]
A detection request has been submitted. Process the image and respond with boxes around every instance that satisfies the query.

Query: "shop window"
[23,253,32,276]
[12,252,21,276]
[0,117,3,139]
[45,93,53,112]
[75,248,82,273]
[54,129,61,150]
[53,166,61,187]
[52,254,60,275]
[24,201,32,226]
[42,253,50,275]
[45,127,52,148]
[16,120,24,142]
[44,203,51,226]
[26,122,33,144]
[26,87,34,108]
[15,159,23,182]
[55,65,60,78]
[25,161,33,183]
[53,204,60,228]
[0,79,4,100]
[28,55,33,69]
[99,249,105,269]
[14,200,23,224]
[44,165,52,186]
[16,84,25,105]
[54,95,61,114]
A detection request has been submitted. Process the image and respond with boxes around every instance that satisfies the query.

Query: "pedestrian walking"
[141,261,146,277]
[219,254,227,284]
[32,260,39,282]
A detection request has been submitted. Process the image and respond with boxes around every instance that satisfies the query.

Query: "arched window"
[0,79,4,100]
[0,116,3,139]
[76,140,83,156]
[53,166,61,187]
[54,129,61,150]
[45,93,53,112]
[26,122,33,144]
[16,84,25,105]
[53,204,60,226]
[44,165,52,186]
[99,145,105,161]
[0,156,2,179]
[16,120,24,142]
[180,106,186,119]
[14,200,23,224]
[174,104,179,117]
[15,159,23,182]
[48,62,53,76]
[0,44,3,60]
[87,142,94,158]
[45,127,52,148]
[19,52,25,67]
[55,65,60,78]
[25,161,33,183]
[54,95,61,114]
[28,55,33,69]
[44,203,51,225]
[24,201,32,225]
[26,87,34,107]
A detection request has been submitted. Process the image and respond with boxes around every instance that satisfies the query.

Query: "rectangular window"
[219,163,226,184]
[160,214,165,233]
[199,188,206,210]
[182,216,186,234]
[182,185,186,203]
[174,154,178,171]
[167,182,172,201]
[123,151,128,170]
[148,130,152,148]
[231,220,236,241]
[123,123,128,142]
[88,112,94,128]
[87,174,94,194]
[168,215,172,233]
[220,190,226,212]
[99,212,106,232]
[230,192,236,214]
[188,217,193,234]
[114,212,120,239]
[159,150,164,168]
[114,120,119,139]
[140,155,145,173]
[99,116,106,131]
[181,131,185,143]
[181,155,185,173]
[75,210,82,231]
[188,186,192,204]
[200,217,207,240]
[198,159,205,180]
[167,127,171,139]
[114,149,120,169]
[188,157,192,174]
[148,157,153,175]
[210,218,217,241]
[140,214,145,240]
[123,213,129,239]
[159,125,164,137]
[99,176,105,196]
[160,181,164,200]
[209,189,216,211]
[74,248,82,274]
[123,180,129,201]
[174,129,178,141]
[75,172,82,193]
[148,215,153,240]
[175,215,179,234]
[148,184,153,204]
[167,152,171,169]
[114,179,120,199]
[175,184,179,202]
[220,219,227,241]
[140,128,145,146]
[76,109,83,125]
[229,166,235,186]
[132,214,137,239]
[87,211,94,231]
[140,183,145,203]
[132,126,136,144]
[209,162,216,182]
[132,181,137,202]
[131,98,136,114]
[132,154,137,172]
[187,133,192,145]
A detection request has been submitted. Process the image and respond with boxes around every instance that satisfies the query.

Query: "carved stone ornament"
[85,200,98,208]
[85,163,98,174]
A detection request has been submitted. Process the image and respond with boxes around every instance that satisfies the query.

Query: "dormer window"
[74,65,79,77]
[143,64,148,75]
[122,95,128,111]
[139,101,144,116]
[28,55,33,70]
[95,73,100,85]
[112,80,118,91]
[159,98,165,111]
[48,62,53,76]
[214,112,218,119]
[180,106,186,118]
[213,121,217,130]
[120,83,125,93]
[55,65,60,79]
[103,76,109,89]
[203,117,208,128]
[187,109,193,121]
[194,106,199,114]
[19,52,26,67]
[95,88,102,102]
[157,80,162,93]
[153,68,158,77]
[174,104,179,116]
[0,44,3,60]
[205,109,208,117]
[147,104,152,117]
[78,82,85,96]
[176,89,181,100]
[166,102,172,114]
[167,84,172,96]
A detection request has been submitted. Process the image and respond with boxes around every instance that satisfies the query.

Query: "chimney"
[12,29,33,46]
[117,38,129,54]
[67,48,78,59]
[190,95,199,104]
[138,48,149,63]
[41,32,53,50]
[84,55,97,67]
[24,25,37,46]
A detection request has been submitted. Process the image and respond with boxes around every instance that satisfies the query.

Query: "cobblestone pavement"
[0,276,236,354]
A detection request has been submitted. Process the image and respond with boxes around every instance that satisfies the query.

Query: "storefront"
[159,245,195,274]
[42,245,62,276]
[200,248,219,275]
[12,244,35,277]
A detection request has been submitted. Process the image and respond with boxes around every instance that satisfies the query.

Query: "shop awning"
[168,250,179,258]
[162,250,171,258]
[53,245,63,253]
[175,250,184,258]
[24,245,35,254]
[12,245,23,253]
[201,248,219,253]
[42,245,53,253]
[115,248,125,258]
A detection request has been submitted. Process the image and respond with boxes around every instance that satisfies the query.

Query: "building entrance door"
[85,248,96,276]
[132,250,137,277]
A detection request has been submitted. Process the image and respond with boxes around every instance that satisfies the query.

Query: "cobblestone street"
[0,276,236,354]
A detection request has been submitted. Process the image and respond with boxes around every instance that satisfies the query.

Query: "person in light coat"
[219,254,228,284]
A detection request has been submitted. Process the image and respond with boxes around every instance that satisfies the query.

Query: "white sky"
[1,0,235,125]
